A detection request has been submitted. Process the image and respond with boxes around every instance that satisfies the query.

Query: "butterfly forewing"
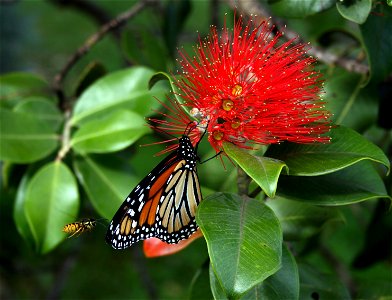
[105,135,201,249]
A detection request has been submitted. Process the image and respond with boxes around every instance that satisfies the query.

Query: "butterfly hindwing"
[105,135,201,249]
[155,161,201,243]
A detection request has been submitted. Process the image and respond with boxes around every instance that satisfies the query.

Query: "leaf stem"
[56,110,72,162]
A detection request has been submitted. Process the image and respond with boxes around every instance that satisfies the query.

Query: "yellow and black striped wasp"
[63,218,105,238]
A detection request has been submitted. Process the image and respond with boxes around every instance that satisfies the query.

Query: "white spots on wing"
[108,134,202,249]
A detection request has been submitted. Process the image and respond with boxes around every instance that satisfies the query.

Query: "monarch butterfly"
[105,132,202,249]
[63,218,98,238]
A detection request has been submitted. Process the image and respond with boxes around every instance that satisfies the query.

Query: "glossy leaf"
[267,197,344,240]
[209,245,298,300]
[0,72,49,104]
[73,154,138,219]
[223,142,287,197]
[71,110,150,154]
[210,263,229,300]
[360,4,392,83]
[270,0,336,18]
[276,161,390,206]
[241,244,299,300]
[148,71,187,111]
[336,0,371,24]
[13,173,35,249]
[0,108,58,163]
[71,66,168,125]
[149,71,175,91]
[197,193,282,298]
[24,162,79,254]
[13,97,63,130]
[299,263,350,299]
[266,126,390,176]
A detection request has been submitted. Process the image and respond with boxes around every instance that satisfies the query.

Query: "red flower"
[175,17,331,152]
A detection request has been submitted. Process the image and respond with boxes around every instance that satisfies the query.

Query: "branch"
[53,0,150,109]
[225,0,369,75]
[49,0,113,27]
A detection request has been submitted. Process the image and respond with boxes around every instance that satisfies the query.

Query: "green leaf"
[71,67,169,125]
[353,263,392,299]
[267,197,344,240]
[284,8,349,43]
[210,263,229,300]
[322,205,370,265]
[0,108,58,163]
[73,154,139,219]
[13,172,35,249]
[74,61,106,97]
[276,161,390,206]
[13,97,63,131]
[299,263,351,299]
[0,72,49,104]
[266,126,390,176]
[189,264,214,300]
[360,3,392,83]
[24,162,79,254]
[122,29,169,71]
[270,0,336,18]
[223,142,287,198]
[71,110,150,154]
[197,193,282,298]
[149,71,188,111]
[336,0,371,24]
[241,244,299,300]
[323,69,377,130]
[163,0,191,57]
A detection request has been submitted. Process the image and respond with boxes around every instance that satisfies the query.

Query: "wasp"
[63,218,99,238]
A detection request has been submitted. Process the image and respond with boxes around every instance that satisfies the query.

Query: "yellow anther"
[231,118,241,129]
[212,131,224,141]
[232,84,243,96]
[222,99,234,111]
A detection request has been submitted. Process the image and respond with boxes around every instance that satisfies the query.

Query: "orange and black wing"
[105,135,202,249]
